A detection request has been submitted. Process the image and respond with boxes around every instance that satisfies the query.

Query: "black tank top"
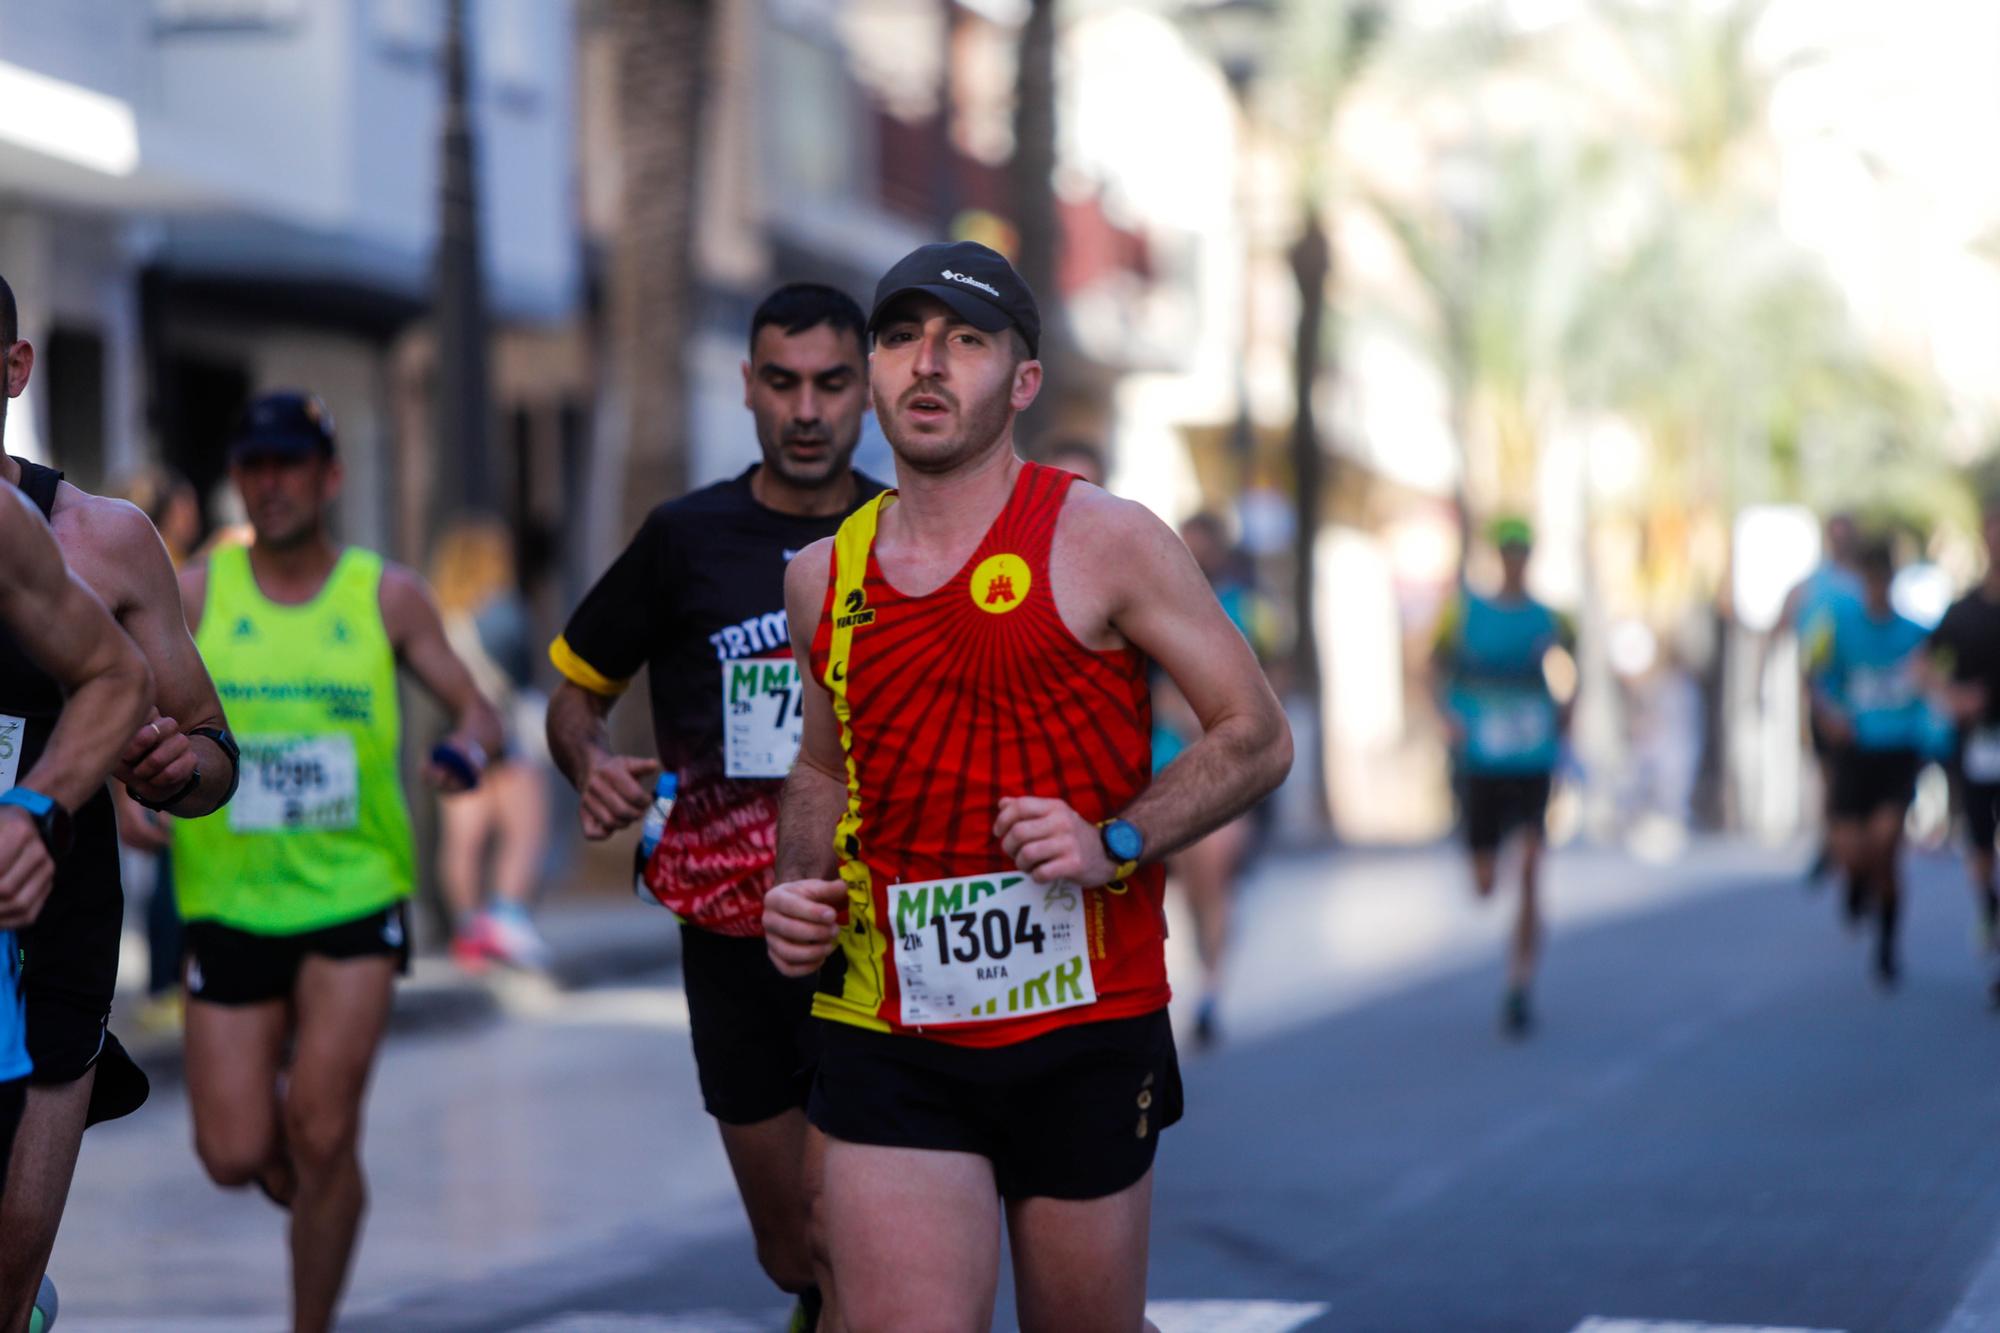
[2,461,124,1008]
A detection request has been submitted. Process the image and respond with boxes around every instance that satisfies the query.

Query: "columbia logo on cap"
[941,269,1001,298]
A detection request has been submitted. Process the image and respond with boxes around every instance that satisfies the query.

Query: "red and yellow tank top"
[807,462,1168,1047]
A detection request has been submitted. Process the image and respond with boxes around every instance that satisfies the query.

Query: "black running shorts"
[809,1008,1183,1201]
[1462,773,1553,852]
[1828,748,1921,821]
[681,922,819,1125]
[183,902,410,1007]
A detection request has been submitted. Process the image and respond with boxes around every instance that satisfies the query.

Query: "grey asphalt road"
[50,840,2000,1333]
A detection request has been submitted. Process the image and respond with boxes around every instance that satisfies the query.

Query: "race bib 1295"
[891,870,1096,1026]
[230,734,361,832]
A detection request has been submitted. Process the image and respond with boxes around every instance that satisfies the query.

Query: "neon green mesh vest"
[173,545,415,933]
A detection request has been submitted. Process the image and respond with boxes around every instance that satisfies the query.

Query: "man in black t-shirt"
[1929,501,2000,1003]
[547,283,882,1328]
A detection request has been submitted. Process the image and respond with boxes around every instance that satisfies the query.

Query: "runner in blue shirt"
[1775,512,1862,887]
[1805,539,1932,988]
[1432,517,1575,1037]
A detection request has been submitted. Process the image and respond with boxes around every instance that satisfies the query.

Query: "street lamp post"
[433,0,493,527]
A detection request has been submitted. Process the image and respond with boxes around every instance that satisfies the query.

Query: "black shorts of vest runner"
[1828,747,1921,822]
[809,1008,1183,1202]
[680,922,819,1125]
[183,903,410,1007]
[1461,773,1553,852]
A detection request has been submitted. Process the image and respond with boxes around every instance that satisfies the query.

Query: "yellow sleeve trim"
[549,635,630,697]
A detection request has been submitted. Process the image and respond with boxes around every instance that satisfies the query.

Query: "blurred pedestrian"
[1804,539,1929,989]
[1926,500,2000,1003]
[1431,517,1575,1038]
[1038,437,1106,489]
[430,517,553,972]
[1776,512,1863,885]
[116,466,206,1030]
[173,391,503,1333]
[545,282,884,1332]
[1155,511,1261,1048]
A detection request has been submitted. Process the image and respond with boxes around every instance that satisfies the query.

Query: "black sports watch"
[1098,817,1144,883]
[0,787,74,860]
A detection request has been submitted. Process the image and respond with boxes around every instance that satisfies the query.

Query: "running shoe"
[482,904,553,972]
[448,923,492,975]
[1874,939,1900,991]
[27,1274,55,1333]
[1802,841,1831,890]
[1843,877,1869,929]
[1193,995,1221,1050]
[1501,986,1534,1038]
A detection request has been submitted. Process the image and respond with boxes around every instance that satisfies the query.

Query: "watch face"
[1105,819,1143,862]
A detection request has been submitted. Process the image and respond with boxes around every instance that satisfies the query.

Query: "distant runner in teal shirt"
[1432,517,1575,1038]
[1805,538,1934,989]
[1775,511,1862,889]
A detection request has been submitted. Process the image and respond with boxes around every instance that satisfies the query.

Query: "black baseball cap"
[867,241,1041,358]
[229,390,336,463]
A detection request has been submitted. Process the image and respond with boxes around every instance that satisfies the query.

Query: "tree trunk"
[432,0,493,534]
[1009,0,1063,421]
[1289,209,1333,835]
[596,0,712,558]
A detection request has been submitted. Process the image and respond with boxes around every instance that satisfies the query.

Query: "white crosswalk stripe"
[1145,1300,1332,1333]
[512,1314,782,1333]
[1576,1312,1840,1320]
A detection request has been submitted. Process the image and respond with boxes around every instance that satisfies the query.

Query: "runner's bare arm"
[56,494,232,815]
[0,488,153,926]
[378,563,507,791]
[546,681,660,839]
[767,539,847,977]
[998,491,1291,887]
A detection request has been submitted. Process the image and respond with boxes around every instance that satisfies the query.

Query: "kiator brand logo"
[941,269,1001,298]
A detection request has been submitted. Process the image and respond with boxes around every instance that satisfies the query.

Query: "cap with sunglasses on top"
[229,391,336,464]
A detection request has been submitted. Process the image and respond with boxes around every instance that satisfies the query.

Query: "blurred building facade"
[0,0,578,563]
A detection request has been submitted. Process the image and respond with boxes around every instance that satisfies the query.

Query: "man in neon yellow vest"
[172,392,503,1333]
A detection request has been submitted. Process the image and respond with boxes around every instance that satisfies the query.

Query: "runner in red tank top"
[766,242,1291,1333]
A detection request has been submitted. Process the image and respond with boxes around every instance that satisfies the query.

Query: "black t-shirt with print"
[556,466,886,934]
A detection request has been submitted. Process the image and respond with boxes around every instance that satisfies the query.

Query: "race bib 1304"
[891,870,1095,1026]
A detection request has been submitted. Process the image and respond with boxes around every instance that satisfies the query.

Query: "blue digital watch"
[1099,817,1143,882]
[0,787,73,859]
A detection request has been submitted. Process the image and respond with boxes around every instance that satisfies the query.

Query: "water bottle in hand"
[633,772,678,904]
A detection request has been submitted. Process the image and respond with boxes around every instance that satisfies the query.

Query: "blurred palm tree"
[597,0,713,546]
[1268,0,1389,835]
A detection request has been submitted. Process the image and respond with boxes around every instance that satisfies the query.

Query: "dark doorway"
[160,356,250,531]
[43,326,106,494]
